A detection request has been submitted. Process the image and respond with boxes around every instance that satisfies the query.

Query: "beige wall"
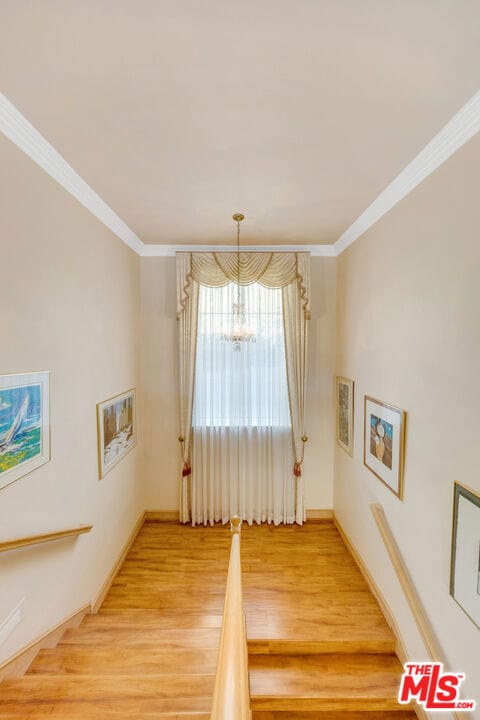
[0,134,144,664]
[141,257,179,509]
[335,132,480,709]
[304,257,336,509]
[141,255,336,512]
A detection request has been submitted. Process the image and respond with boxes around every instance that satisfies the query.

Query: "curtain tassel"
[179,436,191,477]
[294,435,308,477]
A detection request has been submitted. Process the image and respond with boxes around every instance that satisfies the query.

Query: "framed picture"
[336,376,354,456]
[450,482,480,629]
[0,371,50,491]
[97,388,136,479]
[364,395,406,499]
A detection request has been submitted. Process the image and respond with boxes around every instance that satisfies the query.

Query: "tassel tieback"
[182,461,191,477]
[294,435,308,477]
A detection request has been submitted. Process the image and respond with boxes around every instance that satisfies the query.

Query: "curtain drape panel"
[282,253,310,524]
[176,256,199,523]
[177,252,310,315]
[176,251,310,524]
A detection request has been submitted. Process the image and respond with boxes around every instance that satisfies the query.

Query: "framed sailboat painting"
[0,371,50,490]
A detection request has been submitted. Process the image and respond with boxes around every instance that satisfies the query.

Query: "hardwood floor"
[0,520,416,718]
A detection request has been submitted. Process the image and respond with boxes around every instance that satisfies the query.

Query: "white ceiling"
[1,0,480,246]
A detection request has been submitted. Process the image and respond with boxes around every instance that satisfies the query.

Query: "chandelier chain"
[222,212,255,350]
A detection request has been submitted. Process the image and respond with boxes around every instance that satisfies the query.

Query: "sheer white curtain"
[191,282,294,526]
[176,251,310,524]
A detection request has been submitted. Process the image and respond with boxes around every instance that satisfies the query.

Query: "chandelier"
[222,213,256,351]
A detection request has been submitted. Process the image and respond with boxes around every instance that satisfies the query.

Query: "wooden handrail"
[370,503,462,720]
[370,504,443,659]
[0,525,93,553]
[210,516,251,720]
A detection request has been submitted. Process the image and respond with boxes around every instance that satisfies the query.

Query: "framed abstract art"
[364,395,406,499]
[336,376,354,456]
[450,482,480,629]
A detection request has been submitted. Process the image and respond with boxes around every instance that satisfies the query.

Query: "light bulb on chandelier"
[222,213,256,351]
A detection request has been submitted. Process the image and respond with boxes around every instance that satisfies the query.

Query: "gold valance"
[176,251,310,319]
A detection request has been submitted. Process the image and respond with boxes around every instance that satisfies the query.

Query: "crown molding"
[0,93,144,255]
[2,89,479,259]
[141,243,337,257]
[334,90,480,255]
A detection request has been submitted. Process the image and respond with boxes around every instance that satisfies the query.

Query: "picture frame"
[0,371,50,491]
[336,376,354,456]
[363,395,406,499]
[97,388,136,479]
[450,482,480,629]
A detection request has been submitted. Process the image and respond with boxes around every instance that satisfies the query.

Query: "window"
[192,282,291,428]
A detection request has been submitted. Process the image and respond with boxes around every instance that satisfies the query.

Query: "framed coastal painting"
[0,371,50,490]
[97,389,136,479]
[336,376,354,456]
[364,395,406,499]
[450,483,480,629]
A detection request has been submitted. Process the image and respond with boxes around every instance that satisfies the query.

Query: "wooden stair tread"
[248,638,395,655]
[101,597,225,610]
[247,611,394,652]
[0,521,410,717]
[0,674,215,701]
[0,699,211,716]
[29,646,218,674]
[250,653,407,711]
[59,626,220,648]
[251,713,417,719]
[247,618,393,640]
[86,609,224,629]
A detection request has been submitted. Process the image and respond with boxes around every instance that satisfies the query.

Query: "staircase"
[0,520,416,719]
[243,521,415,719]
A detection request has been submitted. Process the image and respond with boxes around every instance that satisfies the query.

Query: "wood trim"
[306,509,333,521]
[145,510,179,522]
[146,510,333,523]
[333,513,433,720]
[210,517,251,720]
[0,525,92,554]
[0,512,145,681]
[0,603,90,681]
[369,504,465,720]
[332,513,409,663]
[90,512,145,614]
[370,504,444,661]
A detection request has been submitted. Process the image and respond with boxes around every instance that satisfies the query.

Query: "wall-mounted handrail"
[0,525,93,554]
[210,515,251,720]
[370,503,462,720]
[370,504,442,660]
